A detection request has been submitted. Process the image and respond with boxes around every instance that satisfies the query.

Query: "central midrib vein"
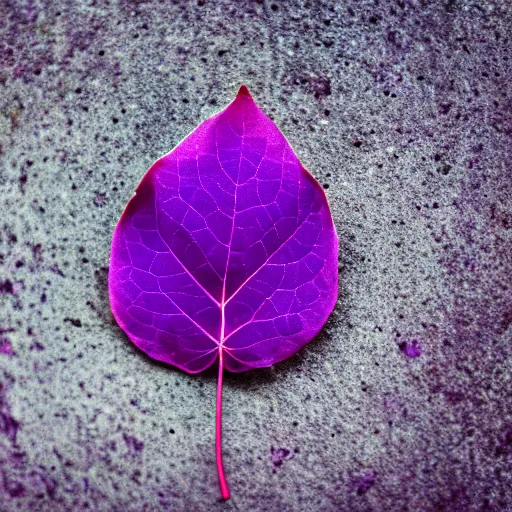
[220,128,243,350]
[220,182,237,350]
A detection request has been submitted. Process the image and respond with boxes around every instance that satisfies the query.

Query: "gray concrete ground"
[1,0,511,510]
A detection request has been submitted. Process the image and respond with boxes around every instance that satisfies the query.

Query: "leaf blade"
[109,86,338,374]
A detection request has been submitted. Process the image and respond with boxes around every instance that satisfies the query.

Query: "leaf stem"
[216,348,230,500]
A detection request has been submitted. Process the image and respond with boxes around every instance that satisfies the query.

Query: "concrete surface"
[1,0,511,510]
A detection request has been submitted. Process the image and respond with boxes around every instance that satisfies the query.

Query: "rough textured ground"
[1,0,511,511]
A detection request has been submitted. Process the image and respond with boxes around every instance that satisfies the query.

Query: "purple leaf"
[109,85,338,499]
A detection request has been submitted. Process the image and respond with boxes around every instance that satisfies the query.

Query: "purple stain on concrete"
[0,409,20,445]
[355,470,376,495]
[270,446,294,468]
[0,338,13,355]
[123,433,144,454]
[93,193,106,207]
[0,279,14,294]
[38,473,58,500]
[0,383,20,445]
[29,341,45,352]
[1,472,26,498]
[494,428,512,458]
[399,339,422,358]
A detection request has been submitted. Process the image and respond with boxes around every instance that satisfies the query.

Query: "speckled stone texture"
[0,0,511,511]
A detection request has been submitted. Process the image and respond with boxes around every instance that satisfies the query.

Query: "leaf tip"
[236,84,252,98]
